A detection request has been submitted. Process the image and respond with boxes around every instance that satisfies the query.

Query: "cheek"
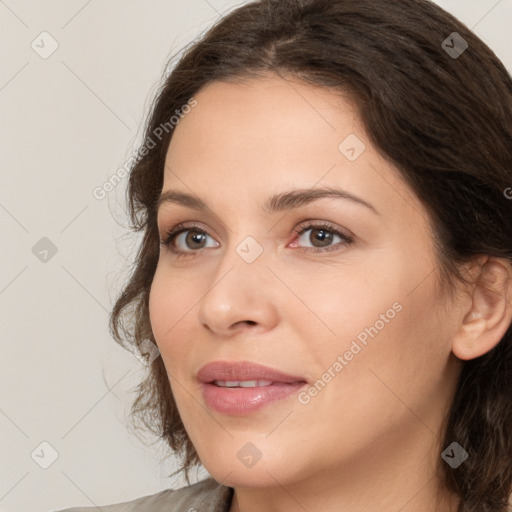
[292,279,446,459]
[298,252,446,398]
[288,261,402,354]
[148,266,196,361]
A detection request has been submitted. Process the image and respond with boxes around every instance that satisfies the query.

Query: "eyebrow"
[156,186,380,215]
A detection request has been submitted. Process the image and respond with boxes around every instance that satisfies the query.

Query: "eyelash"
[159,221,354,259]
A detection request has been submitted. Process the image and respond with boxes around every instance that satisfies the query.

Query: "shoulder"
[53,477,233,512]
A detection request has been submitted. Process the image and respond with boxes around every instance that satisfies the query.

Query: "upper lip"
[197,360,307,384]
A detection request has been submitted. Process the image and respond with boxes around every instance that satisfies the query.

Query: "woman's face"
[149,75,464,490]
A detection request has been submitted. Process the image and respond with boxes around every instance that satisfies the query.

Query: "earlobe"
[452,259,512,361]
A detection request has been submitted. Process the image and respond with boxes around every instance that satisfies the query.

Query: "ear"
[452,258,512,361]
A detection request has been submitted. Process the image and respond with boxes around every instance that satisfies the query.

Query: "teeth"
[213,380,273,388]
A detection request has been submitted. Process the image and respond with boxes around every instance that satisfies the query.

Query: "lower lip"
[201,381,307,415]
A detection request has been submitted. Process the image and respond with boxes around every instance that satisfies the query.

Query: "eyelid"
[293,219,354,241]
[160,221,217,247]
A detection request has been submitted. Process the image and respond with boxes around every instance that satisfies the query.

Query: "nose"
[197,244,279,338]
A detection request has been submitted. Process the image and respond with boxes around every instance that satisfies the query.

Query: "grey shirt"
[54,478,233,512]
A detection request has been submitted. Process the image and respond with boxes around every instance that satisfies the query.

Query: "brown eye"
[182,230,208,250]
[292,223,354,253]
[306,227,335,248]
[160,223,219,257]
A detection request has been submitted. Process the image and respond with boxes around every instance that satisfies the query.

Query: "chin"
[192,438,287,487]
[205,461,287,488]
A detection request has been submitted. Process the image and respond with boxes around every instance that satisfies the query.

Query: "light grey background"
[0,1,510,511]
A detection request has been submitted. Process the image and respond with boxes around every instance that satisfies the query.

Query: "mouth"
[197,361,308,415]
[212,380,290,388]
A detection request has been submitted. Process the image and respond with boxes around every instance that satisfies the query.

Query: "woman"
[57,0,512,510]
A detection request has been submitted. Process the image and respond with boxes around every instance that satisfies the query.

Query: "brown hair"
[109,0,512,509]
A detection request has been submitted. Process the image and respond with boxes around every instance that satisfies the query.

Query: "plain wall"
[0,1,510,511]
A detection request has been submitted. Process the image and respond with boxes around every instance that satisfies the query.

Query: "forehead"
[161,76,423,223]
[168,76,360,156]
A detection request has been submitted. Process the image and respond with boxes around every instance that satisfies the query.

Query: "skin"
[148,74,512,512]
